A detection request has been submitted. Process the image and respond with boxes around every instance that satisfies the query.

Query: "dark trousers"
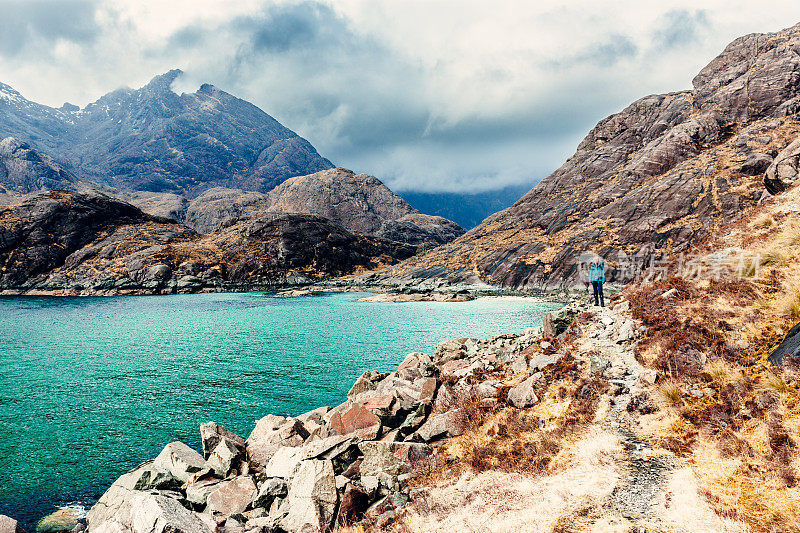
[592,281,604,307]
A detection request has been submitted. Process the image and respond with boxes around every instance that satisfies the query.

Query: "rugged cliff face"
[365,23,800,289]
[0,191,416,294]
[0,70,333,196]
[0,137,78,198]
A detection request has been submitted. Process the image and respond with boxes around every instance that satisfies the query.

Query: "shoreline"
[1,295,568,531]
[53,301,578,532]
[0,280,595,302]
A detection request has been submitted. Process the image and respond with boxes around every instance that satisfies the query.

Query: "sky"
[1,0,800,194]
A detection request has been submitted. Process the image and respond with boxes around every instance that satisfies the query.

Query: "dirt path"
[580,305,748,532]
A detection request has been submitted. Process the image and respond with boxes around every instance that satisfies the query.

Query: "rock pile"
[82,306,579,532]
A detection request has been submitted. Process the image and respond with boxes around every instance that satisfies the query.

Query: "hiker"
[590,259,605,307]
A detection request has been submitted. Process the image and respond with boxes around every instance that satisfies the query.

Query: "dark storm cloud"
[0,0,100,56]
[652,9,711,49]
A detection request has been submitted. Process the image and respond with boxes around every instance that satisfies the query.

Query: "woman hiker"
[589,259,605,307]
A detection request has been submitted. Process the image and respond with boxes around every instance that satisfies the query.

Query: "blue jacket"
[589,261,605,283]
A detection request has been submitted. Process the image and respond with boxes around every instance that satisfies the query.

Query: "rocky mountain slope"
[365,22,800,290]
[121,167,464,246]
[0,191,415,295]
[0,70,333,196]
[0,137,78,201]
[0,73,464,248]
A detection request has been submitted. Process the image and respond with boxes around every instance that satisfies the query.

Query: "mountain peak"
[143,69,184,92]
[0,82,24,104]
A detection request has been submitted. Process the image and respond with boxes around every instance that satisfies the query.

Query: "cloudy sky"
[2,0,800,194]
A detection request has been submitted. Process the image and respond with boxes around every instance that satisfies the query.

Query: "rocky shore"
[2,303,594,533]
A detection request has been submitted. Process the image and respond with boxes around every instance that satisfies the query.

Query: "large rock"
[206,439,244,477]
[199,422,245,458]
[91,492,215,533]
[252,478,288,510]
[0,515,25,533]
[151,442,206,484]
[769,322,800,365]
[542,307,575,340]
[337,485,370,526]
[205,476,258,517]
[265,435,355,479]
[87,463,168,527]
[765,136,800,194]
[280,460,338,533]
[413,410,466,442]
[329,403,381,439]
[246,416,310,467]
[358,442,432,477]
[36,508,81,533]
[185,478,223,507]
[507,375,539,408]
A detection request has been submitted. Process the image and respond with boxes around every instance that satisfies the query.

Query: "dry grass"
[658,380,684,408]
[391,429,623,533]
[775,281,800,320]
[706,359,740,387]
[693,436,800,532]
[753,213,776,229]
[763,374,791,394]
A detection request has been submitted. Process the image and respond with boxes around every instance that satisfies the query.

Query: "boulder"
[206,475,258,516]
[266,435,355,479]
[87,464,160,527]
[769,321,800,365]
[396,353,434,381]
[740,152,773,175]
[185,478,223,507]
[253,478,288,510]
[207,439,244,477]
[358,442,432,477]
[280,460,338,533]
[329,403,381,438]
[476,380,501,398]
[199,422,245,458]
[542,306,575,340]
[590,355,611,375]
[151,441,206,483]
[507,375,539,408]
[413,410,466,442]
[131,466,179,491]
[511,355,528,374]
[528,353,556,372]
[246,416,310,467]
[244,515,281,532]
[396,404,428,438]
[36,508,80,533]
[265,446,306,479]
[347,371,388,399]
[765,136,800,194]
[616,320,635,343]
[0,515,25,533]
[432,383,457,413]
[337,485,370,525]
[91,492,215,533]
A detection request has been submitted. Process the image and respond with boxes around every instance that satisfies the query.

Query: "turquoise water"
[0,292,558,526]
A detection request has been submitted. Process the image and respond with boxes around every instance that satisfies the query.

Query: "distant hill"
[400,184,536,230]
